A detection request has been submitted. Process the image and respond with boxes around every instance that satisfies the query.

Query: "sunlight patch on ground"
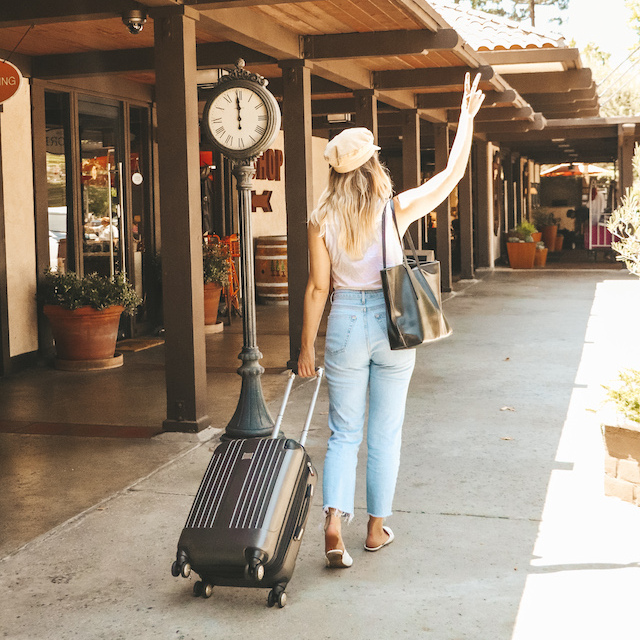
[512,279,640,639]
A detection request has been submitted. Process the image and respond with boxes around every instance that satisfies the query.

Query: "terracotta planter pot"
[203,282,223,325]
[541,225,558,252]
[555,234,564,252]
[506,242,536,269]
[534,247,548,267]
[44,305,124,361]
[531,232,542,243]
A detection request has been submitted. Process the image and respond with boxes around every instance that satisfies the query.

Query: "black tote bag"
[380,200,452,350]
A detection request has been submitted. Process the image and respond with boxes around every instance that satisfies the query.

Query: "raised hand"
[461,72,485,119]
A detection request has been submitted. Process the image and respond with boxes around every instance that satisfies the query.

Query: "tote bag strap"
[382,199,421,271]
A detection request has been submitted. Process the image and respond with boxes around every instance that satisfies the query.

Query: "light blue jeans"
[323,289,416,520]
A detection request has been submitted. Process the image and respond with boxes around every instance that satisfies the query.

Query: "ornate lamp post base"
[223,346,274,439]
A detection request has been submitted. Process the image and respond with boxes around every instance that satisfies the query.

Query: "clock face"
[207,86,269,152]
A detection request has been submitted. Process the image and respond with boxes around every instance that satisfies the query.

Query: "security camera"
[122,9,147,35]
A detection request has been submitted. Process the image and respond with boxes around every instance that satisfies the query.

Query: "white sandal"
[325,548,353,568]
[364,526,395,552]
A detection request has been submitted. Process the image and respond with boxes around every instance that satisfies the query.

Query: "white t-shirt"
[323,200,403,290]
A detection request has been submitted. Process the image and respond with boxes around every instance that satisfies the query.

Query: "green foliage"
[607,144,640,276]
[203,243,230,286]
[532,209,558,229]
[40,270,142,315]
[513,219,538,241]
[451,0,568,25]
[603,369,640,425]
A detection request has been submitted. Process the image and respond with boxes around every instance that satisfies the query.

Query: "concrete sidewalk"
[2,269,640,639]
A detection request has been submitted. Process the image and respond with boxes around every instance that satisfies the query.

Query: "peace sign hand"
[461,72,485,119]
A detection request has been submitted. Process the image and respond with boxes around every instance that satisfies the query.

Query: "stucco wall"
[1,81,38,357]
[250,132,329,240]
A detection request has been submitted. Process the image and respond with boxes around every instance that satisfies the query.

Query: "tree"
[452,0,568,26]
[608,144,640,276]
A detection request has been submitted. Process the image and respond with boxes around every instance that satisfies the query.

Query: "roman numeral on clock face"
[255,125,265,136]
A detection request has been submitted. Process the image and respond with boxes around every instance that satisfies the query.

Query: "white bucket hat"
[324,127,381,173]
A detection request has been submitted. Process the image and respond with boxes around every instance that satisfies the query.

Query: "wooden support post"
[0,114,10,376]
[402,109,421,246]
[458,151,474,280]
[354,89,378,141]
[618,123,635,205]
[475,141,494,268]
[514,154,523,224]
[434,123,452,292]
[154,11,210,432]
[504,153,516,231]
[280,59,314,368]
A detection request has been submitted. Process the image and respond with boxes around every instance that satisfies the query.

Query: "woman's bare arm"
[395,73,485,236]
[297,223,332,377]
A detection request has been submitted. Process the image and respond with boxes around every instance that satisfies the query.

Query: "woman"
[297,73,485,568]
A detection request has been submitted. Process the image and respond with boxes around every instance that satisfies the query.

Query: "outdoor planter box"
[602,422,640,506]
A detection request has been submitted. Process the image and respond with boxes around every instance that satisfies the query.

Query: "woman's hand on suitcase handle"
[297,346,316,378]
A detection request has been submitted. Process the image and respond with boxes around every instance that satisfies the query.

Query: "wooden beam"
[480,48,580,65]
[449,106,534,122]
[374,65,494,91]
[303,29,460,60]
[417,89,516,109]
[196,7,300,59]
[31,41,275,78]
[501,69,593,93]
[523,88,597,105]
[487,125,620,143]
[267,76,351,98]
[0,0,136,27]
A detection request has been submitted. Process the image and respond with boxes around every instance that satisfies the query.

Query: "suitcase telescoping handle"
[271,367,324,446]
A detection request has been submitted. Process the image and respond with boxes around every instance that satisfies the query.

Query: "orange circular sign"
[0,60,22,104]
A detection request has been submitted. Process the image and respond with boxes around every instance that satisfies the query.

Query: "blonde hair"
[310,154,393,260]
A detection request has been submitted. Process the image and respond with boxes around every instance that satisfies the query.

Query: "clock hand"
[236,91,242,130]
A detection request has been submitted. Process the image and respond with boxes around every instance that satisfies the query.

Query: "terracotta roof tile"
[429,1,566,51]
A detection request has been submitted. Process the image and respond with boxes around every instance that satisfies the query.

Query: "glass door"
[78,98,125,279]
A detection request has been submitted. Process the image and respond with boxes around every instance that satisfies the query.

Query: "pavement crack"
[391,508,541,523]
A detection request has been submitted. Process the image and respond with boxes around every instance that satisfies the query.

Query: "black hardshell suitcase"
[171,369,322,608]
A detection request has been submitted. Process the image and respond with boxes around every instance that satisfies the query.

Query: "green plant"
[513,220,538,241]
[40,270,142,315]
[532,209,558,229]
[203,243,230,286]
[603,369,640,425]
[607,143,640,276]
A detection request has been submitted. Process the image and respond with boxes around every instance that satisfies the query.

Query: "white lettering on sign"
[0,59,22,104]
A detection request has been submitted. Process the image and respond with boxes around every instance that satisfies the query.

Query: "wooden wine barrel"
[255,236,288,305]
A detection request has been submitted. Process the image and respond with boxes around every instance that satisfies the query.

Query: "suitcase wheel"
[193,581,213,599]
[267,586,287,608]
[244,558,265,583]
[180,562,192,579]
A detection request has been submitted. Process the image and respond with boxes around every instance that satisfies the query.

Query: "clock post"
[202,60,281,439]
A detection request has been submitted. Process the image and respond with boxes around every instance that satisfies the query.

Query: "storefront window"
[45,92,71,272]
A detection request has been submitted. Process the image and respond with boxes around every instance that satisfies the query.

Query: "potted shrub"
[203,242,230,329]
[40,270,142,370]
[601,369,640,505]
[533,209,559,253]
[506,220,538,269]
